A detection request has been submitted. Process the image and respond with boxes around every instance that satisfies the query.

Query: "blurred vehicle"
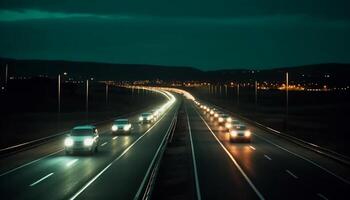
[229,125,252,142]
[214,111,223,118]
[151,109,160,119]
[209,108,217,116]
[139,112,154,124]
[218,114,232,124]
[111,119,132,134]
[225,119,241,130]
[64,125,100,155]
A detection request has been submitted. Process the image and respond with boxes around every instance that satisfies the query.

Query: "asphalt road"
[185,99,350,200]
[1,90,349,200]
[0,92,181,200]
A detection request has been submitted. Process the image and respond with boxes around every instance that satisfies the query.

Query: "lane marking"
[253,133,350,185]
[29,172,54,187]
[264,155,272,161]
[317,193,328,200]
[112,136,118,140]
[185,104,202,200]
[249,145,256,150]
[0,149,63,177]
[66,159,78,167]
[286,170,298,179]
[70,104,174,200]
[134,113,177,200]
[202,102,350,185]
[100,142,108,147]
[196,109,265,200]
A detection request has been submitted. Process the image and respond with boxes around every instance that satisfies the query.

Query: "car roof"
[73,125,96,130]
[115,119,128,122]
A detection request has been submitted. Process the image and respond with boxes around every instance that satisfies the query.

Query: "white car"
[229,125,252,142]
[111,119,132,134]
[218,114,232,124]
[225,119,241,130]
[64,125,100,155]
[139,112,154,124]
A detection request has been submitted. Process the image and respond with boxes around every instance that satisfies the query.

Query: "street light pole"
[105,83,108,104]
[5,64,8,88]
[58,74,61,113]
[237,83,240,105]
[286,72,289,130]
[255,81,258,109]
[86,80,89,114]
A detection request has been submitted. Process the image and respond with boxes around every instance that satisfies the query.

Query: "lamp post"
[286,72,289,129]
[58,74,61,113]
[237,83,240,105]
[255,81,258,110]
[105,83,109,104]
[86,79,89,114]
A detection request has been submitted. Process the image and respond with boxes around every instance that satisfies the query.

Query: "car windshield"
[72,129,93,136]
[142,113,151,117]
[234,126,247,131]
[115,120,128,124]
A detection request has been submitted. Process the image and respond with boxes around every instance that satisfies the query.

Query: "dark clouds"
[0,1,349,70]
[0,0,349,19]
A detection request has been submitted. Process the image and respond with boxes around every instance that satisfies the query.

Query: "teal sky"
[0,1,349,70]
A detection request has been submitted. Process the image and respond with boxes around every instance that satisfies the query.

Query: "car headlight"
[230,131,237,137]
[84,138,94,146]
[124,124,131,131]
[244,130,251,137]
[214,113,219,117]
[112,125,118,131]
[64,137,73,147]
[218,117,224,122]
[210,111,214,115]
[225,123,232,129]
[227,117,232,122]
[139,117,143,121]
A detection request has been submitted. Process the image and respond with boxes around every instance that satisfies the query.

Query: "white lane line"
[134,113,177,200]
[249,145,256,150]
[0,149,63,177]
[252,133,350,185]
[286,170,298,179]
[264,155,272,161]
[100,142,108,147]
[186,105,202,200]
[29,173,54,187]
[70,106,172,200]
[317,193,329,200]
[196,110,265,200]
[112,136,118,140]
[66,159,78,167]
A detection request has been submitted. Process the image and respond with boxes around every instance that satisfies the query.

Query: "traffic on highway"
[0,87,349,200]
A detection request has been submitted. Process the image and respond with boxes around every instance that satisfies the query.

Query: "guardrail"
[137,111,178,200]
[197,100,350,166]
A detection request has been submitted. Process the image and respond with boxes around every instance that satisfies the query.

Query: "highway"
[0,87,349,200]
[184,98,350,200]
[0,89,180,200]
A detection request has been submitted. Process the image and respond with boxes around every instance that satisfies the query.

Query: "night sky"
[0,1,349,70]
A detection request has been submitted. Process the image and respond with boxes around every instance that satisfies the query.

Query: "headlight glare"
[64,137,73,147]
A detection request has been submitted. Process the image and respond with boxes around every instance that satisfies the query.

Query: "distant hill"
[0,58,349,85]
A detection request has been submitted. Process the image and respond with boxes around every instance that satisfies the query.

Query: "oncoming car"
[139,112,154,124]
[111,119,132,134]
[218,114,232,124]
[229,125,252,142]
[64,125,100,155]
